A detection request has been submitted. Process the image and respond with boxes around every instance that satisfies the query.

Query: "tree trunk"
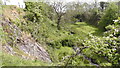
[57,16,61,30]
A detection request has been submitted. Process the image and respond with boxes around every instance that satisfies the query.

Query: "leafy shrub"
[82,17,120,66]
[104,17,120,37]
[98,3,118,31]
[60,39,74,47]
[25,2,54,23]
[47,39,75,49]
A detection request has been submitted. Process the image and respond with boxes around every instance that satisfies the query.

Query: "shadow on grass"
[92,29,104,37]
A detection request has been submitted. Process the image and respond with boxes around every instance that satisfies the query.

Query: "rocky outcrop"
[1,6,51,62]
[2,19,51,62]
[16,31,51,62]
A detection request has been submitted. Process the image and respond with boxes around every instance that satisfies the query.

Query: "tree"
[100,1,108,12]
[25,2,53,23]
[99,3,118,31]
[64,2,90,23]
[50,1,66,30]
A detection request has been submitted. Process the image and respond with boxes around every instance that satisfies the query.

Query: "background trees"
[64,2,85,23]
[49,1,67,30]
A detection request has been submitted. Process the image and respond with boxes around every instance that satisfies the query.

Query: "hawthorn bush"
[82,17,120,66]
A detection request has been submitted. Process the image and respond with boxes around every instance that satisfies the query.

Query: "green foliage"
[67,55,91,66]
[47,37,76,49]
[104,17,120,37]
[87,10,100,26]
[83,35,113,66]
[82,17,120,66]
[82,35,119,66]
[25,2,54,23]
[55,46,74,62]
[25,2,43,22]
[99,3,118,31]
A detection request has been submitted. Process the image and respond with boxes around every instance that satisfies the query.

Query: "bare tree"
[50,1,66,30]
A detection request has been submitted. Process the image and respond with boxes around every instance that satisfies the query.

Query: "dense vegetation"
[1,0,120,67]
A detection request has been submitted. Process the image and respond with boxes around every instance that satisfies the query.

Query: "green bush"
[25,2,54,23]
[82,17,120,66]
[99,3,118,31]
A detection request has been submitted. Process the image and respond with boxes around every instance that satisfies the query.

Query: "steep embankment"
[1,5,51,65]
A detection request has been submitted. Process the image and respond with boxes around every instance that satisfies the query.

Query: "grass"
[47,22,102,41]
[58,22,103,40]
[1,53,51,66]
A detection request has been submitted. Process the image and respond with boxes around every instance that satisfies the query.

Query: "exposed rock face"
[2,20,51,62]
[16,32,51,62]
[1,6,51,62]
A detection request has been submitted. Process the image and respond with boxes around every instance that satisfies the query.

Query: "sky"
[2,0,25,8]
[1,0,119,5]
[2,0,118,3]
[64,0,108,3]
[2,0,24,5]
[44,0,118,3]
